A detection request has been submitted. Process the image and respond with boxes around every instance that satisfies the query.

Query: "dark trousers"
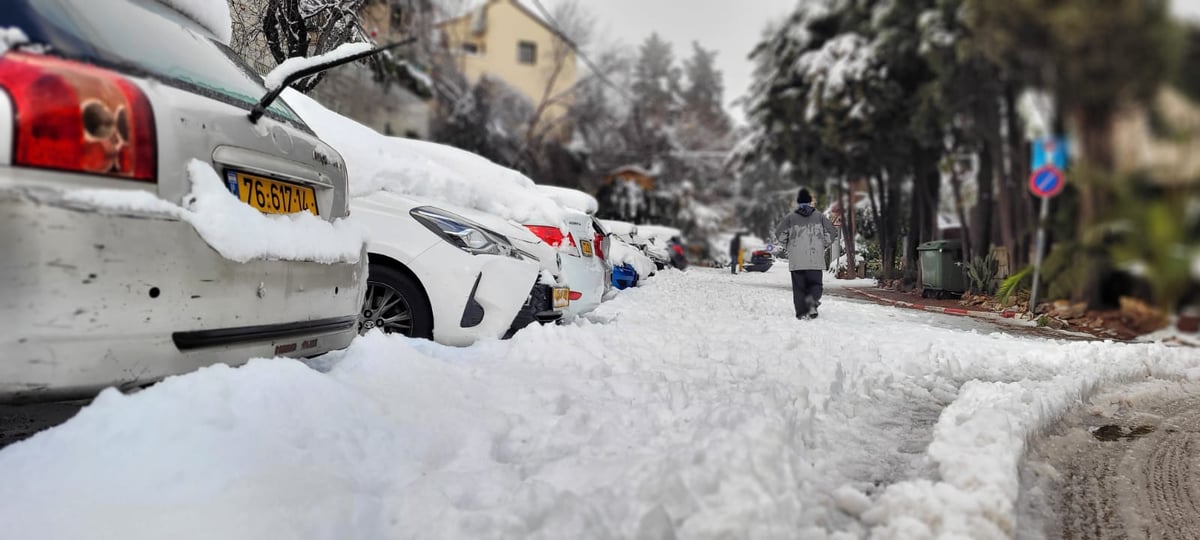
[730,258,738,274]
[789,270,824,317]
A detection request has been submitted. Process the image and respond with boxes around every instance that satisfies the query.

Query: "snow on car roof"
[637,224,683,241]
[599,219,637,236]
[283,88,565,226]
[535,185,598,215]
[158,0,233,43]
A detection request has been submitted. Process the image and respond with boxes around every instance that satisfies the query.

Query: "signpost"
[1028,140,1068,313]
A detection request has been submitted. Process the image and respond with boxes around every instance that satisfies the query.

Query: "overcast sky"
[536,0,796,126]
[534,0,1200,127]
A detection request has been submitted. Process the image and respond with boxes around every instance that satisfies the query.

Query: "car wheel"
[360,264,434,339]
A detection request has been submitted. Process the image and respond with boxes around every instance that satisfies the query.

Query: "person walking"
[729,233,742,274]
[774,188,837,319]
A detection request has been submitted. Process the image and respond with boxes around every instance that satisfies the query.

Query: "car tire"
[360,263,434,340]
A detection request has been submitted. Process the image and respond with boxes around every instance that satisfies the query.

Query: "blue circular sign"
[1029,165,1065,198]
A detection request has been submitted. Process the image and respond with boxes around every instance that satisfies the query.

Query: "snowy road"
[1021,380,1200,539]
[0,267,1197,539]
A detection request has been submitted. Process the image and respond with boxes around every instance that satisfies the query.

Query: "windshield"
[0,0,304,126]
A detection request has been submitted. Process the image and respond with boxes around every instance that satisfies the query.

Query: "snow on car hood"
[283,89,566,227]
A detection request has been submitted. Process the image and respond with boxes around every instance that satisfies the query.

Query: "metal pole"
[1029,196,1050,313]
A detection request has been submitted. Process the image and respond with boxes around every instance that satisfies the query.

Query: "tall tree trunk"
[971,142,995,264]
[998,85,1022,272]
[950,157,973,262]
[846,178,858,278]
[1072,103,1117,305]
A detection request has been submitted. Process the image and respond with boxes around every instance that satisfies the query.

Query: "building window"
[518,41,537,65]
[462,42,479,55]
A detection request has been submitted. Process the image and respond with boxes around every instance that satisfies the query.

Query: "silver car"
[0,0,366,402]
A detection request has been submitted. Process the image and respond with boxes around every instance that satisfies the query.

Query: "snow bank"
[284,89,566,226]
[64,160,365,264]
[2,268,1197,538]
[536,185,599,215]
[0,27,28,55]
[263,42,373,91]
[160,0,233,44]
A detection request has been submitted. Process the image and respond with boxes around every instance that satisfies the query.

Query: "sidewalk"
[847,287,1025,323]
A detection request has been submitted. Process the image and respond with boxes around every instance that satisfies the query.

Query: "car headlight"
[410,206,516,257]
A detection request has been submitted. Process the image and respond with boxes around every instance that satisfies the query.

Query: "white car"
[531,187,610,318]
[351,192,561,346]
[0,0,365,402]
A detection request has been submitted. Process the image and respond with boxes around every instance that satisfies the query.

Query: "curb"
[849,288,1034,326]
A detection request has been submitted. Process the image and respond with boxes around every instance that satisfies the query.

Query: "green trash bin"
[917,240,966,299]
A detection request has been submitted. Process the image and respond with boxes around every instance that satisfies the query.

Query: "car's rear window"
[0,0,304,127]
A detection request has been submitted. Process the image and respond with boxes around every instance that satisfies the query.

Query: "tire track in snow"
[1022,381,1200,539]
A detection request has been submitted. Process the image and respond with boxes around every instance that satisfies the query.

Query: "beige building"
[438,0,578,131]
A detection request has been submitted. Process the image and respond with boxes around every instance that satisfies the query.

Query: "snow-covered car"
[608,238,657,289]
[0,0,367,402]
[532,186,609,318]
[638,224,687,269]
[601,219,669,271]
[280,90,586,319]
[351,192,564,346]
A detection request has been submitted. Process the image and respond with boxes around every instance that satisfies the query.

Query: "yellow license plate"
[552,287,570,309]
[580,240,593,257]
[233,172,318,216]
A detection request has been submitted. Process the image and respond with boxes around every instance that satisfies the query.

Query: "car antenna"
[248,38,416,124]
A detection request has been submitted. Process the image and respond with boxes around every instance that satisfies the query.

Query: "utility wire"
[525,0,636,103]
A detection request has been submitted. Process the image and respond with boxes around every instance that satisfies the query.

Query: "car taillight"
[527,225,569,247]
[594,233,606,260]
[566,232,577,248]
[0,52,156,181]
[568,291,582,301]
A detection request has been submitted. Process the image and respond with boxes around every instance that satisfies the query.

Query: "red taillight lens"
[568,291,583,301]
[0,52,156,181]
[594,233,605,259]
[527,225,566,247]
[566,232,577,248]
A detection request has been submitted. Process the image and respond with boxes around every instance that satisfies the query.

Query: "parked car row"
[0,0,660,403]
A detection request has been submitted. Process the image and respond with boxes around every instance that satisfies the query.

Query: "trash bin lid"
[917,239,962,251]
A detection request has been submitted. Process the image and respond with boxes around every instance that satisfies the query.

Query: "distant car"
[745,250,775,272]
[639,225,688,270]
[350,192,554,345]
[0,0,365,402]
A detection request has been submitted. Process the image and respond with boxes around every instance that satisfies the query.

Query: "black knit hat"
[797,188,813,204]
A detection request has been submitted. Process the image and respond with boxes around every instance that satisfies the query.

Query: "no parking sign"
[1028,165,1065,198]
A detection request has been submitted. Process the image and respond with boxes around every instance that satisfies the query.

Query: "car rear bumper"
[559,254,605,318]
[0,187,366,403]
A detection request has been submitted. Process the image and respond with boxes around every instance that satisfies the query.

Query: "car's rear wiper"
[247,38,415,124]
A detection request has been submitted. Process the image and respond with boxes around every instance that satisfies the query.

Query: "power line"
[524,0,635,103]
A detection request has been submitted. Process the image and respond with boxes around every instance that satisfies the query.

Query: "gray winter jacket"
[774,205,837,271]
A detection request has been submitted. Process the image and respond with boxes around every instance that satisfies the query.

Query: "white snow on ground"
[1,267,1197,539]
[284,89,566,226]
[263,42,373,91]
[0,27,28,55]
[63,160,365,264]
[160,0,233,44]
